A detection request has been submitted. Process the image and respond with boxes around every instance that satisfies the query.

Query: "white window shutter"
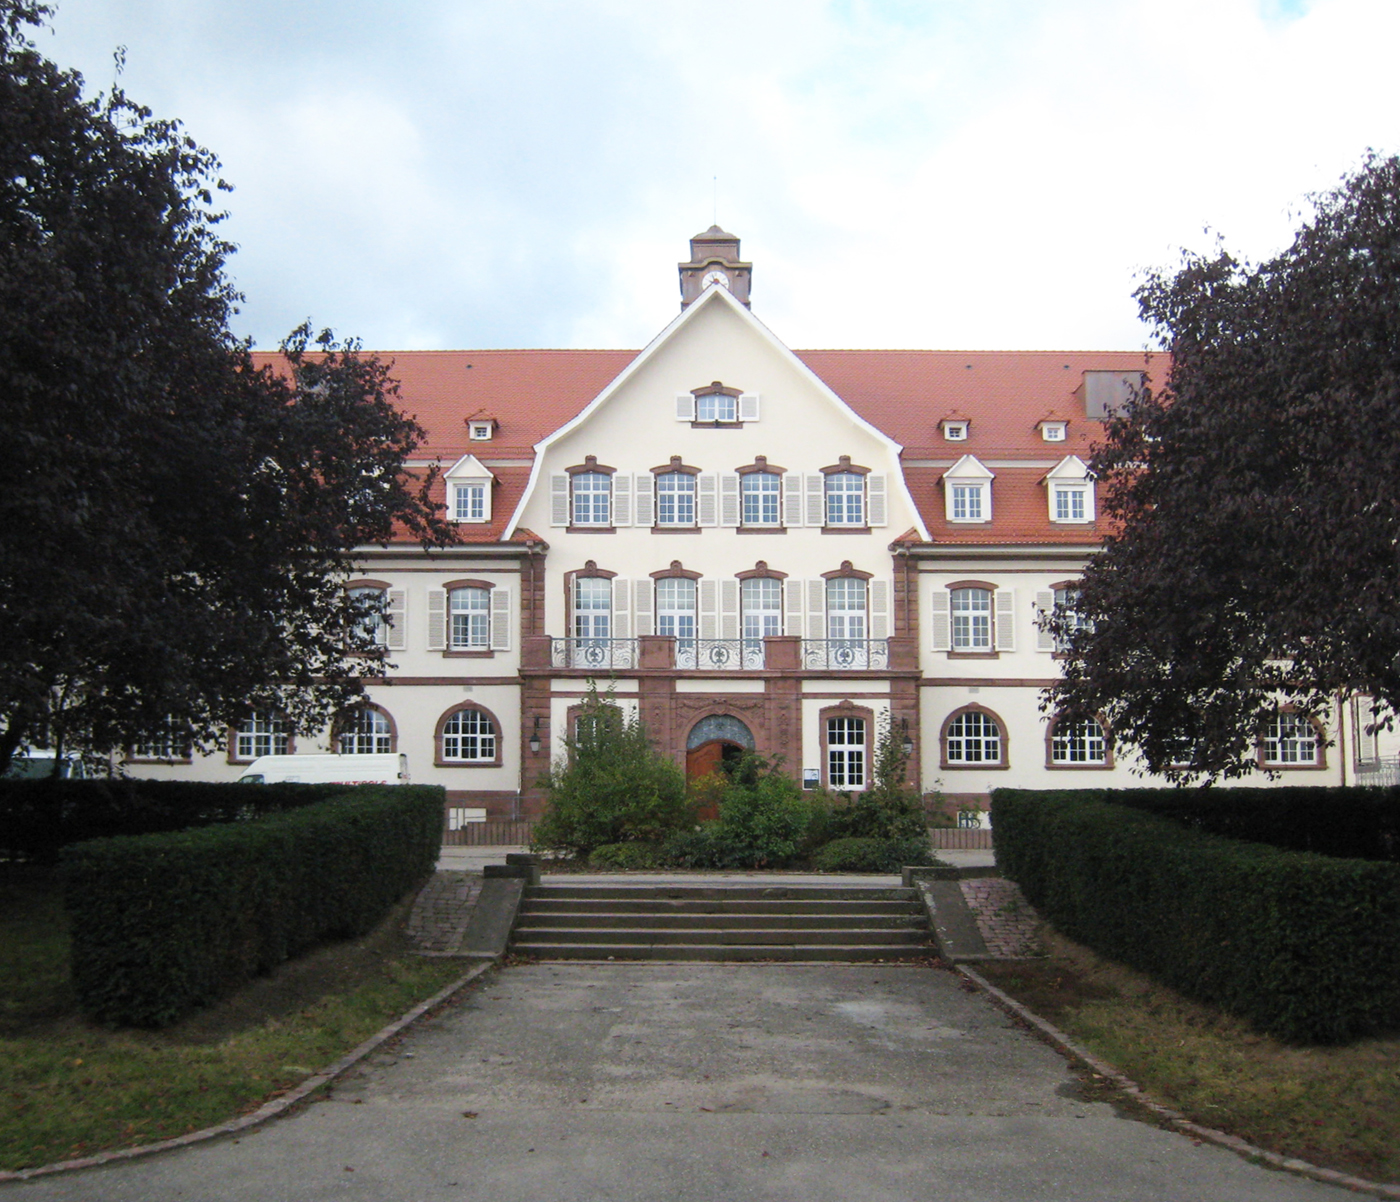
[550,474,569,527]
[633,473,655,527]
[613,473,632,527]
[490,586,512,651]
[633,579,654,636]
[612,578,631,640]
[738,393,760,422]
[720,579,739,639]
[805,474,825,527]
[869,579,890,640]
[783,475,804,527]
[931,589,951,652]
[699,578,719,639]
[697,473,718,526]
[1035,590,1057,652]
[806,579,826,641]
[995,588,1016,652]
[867,474,888,526]
[676,393,696,421]
[427,589,447,651]
[385,588,407,651]
[720,474,740,527]
[784,578,804,636]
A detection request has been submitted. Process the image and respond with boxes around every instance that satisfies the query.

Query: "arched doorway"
[685,715,755,820]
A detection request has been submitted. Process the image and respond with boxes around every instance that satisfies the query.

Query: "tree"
[1047,154,1400,782]
[0,3,454,772]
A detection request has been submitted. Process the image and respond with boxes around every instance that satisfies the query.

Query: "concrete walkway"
[0,962,1359,1201]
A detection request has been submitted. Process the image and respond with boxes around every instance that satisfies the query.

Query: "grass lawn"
[977,928,1400,1186]
[0,865,466,1173]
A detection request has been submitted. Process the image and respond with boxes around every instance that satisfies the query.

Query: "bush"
[713,753,811,867]
[820,717,928,843]
[588,842,663,870]
[658,825,744,869]
[992,788,1400,1043]
[61,785,443,1027]
[531,687,693,859]
[0,778,347,864]
[811,836,934,873]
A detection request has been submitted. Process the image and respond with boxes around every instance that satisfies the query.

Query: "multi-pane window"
[951,483,984,521]
[131,716,186,760]
[742,578,782,643]
[1051,717,1107,764]
[827,717,867,789]
[657,577,697,663]
[696,392,737,422]
[348,586,386,647]
[340,708,392,754]
[1052,586,1086,652]
[951,587,992,650]
[573,576,611,641]
[656,472,696,525]
[1264,712,1318,765]
[825,472,865,526]
[742,472,781,526]
[1053,484,1086,522]
[826,577,867,642]
[442,709,496,762]
[450,587,490,650]
[454,482,487,522]
[945,711,1002,764]
[572,472,611,525]
[235,712,289,760]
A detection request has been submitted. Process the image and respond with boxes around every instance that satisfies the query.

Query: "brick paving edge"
[0,960,498,1184]
[958,965,1400,1202]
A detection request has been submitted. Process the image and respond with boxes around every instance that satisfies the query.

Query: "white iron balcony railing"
[1355,757,1400,788]
[801,639,890,670]
[674,638,766,670]
[550,638,640,670]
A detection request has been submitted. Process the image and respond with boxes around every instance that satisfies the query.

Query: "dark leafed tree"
[1047,153,1400,782]
[0,2,454,773]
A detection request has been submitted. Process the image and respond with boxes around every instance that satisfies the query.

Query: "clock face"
[701,268,730,290]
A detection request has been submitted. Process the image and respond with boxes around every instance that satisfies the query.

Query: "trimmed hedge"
[992,789,1400,1043]
[1100,786,1400,862]
[61,785,444,1027]
[810,836,935,873]
[1,778,349,864]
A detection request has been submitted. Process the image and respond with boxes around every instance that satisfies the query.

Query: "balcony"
[800,639,890,670]
[549,638,640,670]
[674,639,767,670]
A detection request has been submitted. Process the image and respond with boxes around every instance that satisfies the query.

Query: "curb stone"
[959,965,1400,1202]
[0,961,496,1184]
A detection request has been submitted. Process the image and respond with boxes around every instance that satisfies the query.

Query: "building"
[130,229,1356,813]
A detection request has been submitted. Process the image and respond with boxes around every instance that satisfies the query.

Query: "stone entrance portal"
[684,715,756,819]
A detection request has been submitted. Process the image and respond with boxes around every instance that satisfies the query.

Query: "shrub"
[713,753,812,867]
[658,825,744,869]
[588,842,663,870]
[992,788,1400,1043]
[811,836,935,873]
[821,717,928,843]
[530,687,693,858]
[61,785,443,1027]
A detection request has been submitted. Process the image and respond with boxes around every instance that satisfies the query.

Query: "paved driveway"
[1,963,1357,1202]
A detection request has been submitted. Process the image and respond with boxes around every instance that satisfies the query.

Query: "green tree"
[1048,154,1400,781]
[531,687,693,858]
[0,3,453,772]
[826,717,929,841]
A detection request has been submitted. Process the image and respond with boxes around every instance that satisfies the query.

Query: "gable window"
[339,707,393,754]
[1053,483,1087,522]
[656,472,696,526]
[444,453,494,524]
[826,717,867,789]
[742,472,781,526]
[951,482,985,521]
[1045,456,1095,524]
[942,455,994,524]
[825,472,865,526]
[943,709,1003,765]
[697,392,737,423]
[951,587,992,651]
[1050,716,1108,765]
[440,707,498,763]
[454,482,488,522]
[234,712,290,761]
[572,471,611,526]
[1263,712,1319,765]
[450,587,490,650]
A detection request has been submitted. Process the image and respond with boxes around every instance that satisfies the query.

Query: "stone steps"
[509,881,935,962]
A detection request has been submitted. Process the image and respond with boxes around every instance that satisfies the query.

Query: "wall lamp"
[900,718,914,757]
[529,717,543,755]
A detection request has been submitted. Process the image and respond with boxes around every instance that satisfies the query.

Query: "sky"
[35,0,1400,353]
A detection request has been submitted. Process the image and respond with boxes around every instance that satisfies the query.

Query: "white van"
[237,753,408,786]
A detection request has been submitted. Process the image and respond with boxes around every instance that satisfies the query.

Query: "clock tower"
[678,226,753,309]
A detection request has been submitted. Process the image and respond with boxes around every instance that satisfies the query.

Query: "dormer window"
[443,453,495,524]
[469,421,494,441]
[1040,421,1067,443]
[941,455,994,524]
[1044,456,1095,524]
[942,420,969,442]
